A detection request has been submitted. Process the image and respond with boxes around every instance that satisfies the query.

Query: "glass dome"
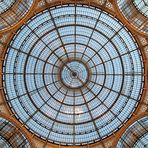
[0,0,33,31]
[0,117,30,148]
[0,136,12,148]
[117,0,148,34]
[0,0,15,14]
[117,116,148,148]
[134,133,148,148]
[3,4,144,145]
[133,0,148,17]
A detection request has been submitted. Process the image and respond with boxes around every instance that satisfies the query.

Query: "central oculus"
[60,60,89,89]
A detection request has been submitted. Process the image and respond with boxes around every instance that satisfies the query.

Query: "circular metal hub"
[60,60,89,89]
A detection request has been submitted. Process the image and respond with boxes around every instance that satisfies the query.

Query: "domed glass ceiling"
[117,0,148,34]
[133,0,148,17]
[0,0,33,31]
[0,0,15,14]
[3,4,144,145]
[117,116,148,148]
[0,117,30,147]
[134,134,148,148]
[0,136,11,148]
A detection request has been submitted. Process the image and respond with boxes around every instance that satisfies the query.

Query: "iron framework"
[2,3,145,146]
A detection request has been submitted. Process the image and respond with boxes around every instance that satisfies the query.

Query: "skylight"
[3,4,144,145]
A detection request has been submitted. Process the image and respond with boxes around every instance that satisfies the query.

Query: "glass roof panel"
[3,4,144,146]
[0,135,12,148]
[117,116,148,148]
[0,0,15,14]
[117,0,148,34]
[133,0,148,17]
[134,133,148,148]
[0,117,30,147]
[0,0,33,31]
